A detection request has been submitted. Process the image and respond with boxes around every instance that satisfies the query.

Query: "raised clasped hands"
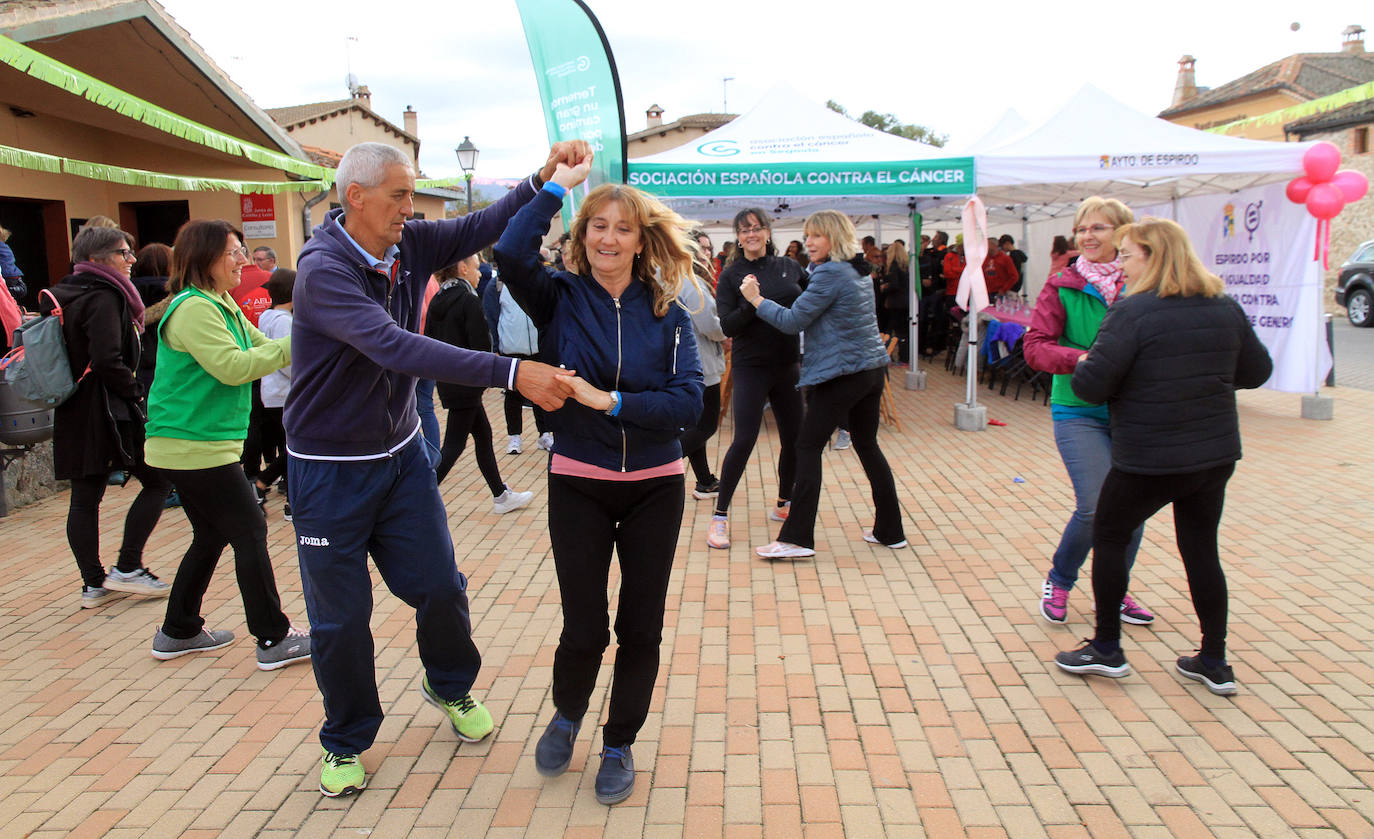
[542,141,594,189]
[739,274,762,306]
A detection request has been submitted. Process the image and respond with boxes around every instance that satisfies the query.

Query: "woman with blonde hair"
[738,209,903,558]
[494,159,702,804]
[1024,196,1152,627]
[1054,217,1271,695]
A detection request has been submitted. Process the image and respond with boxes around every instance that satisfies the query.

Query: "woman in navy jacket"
[1053,218,1272,696]
[494,158,702,806]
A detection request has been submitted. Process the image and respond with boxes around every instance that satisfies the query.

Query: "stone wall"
[1,440,64,515]
[1304,128,1374,316]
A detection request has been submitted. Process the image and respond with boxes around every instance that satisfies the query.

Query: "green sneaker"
[319,749,366,797]
[421,676,494,742]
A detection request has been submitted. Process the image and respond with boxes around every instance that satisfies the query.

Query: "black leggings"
[256,407,288,487]
[778,367,903,549]
[157,462,290,645]
[435,404,505,496]
[547,472,683,747]
[715,363,802,516]
[677,383,721,485]
[1092,463,1235,658]
[67,463,173,588]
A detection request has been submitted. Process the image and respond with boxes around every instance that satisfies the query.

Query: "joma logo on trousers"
[299,536,330,547]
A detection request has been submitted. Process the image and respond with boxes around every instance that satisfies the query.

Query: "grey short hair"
[336,142,413,205]
[253,246,276,259]
[72,226,134,262]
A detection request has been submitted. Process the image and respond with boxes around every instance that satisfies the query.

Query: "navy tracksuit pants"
[289,435,481,755]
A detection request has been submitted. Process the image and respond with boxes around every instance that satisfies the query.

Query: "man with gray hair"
[251,246,276,272]
[285,139,588,797]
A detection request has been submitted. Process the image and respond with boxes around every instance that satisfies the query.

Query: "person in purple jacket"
[285,140,582,798]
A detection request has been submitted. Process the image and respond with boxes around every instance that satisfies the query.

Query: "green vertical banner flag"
[514,0,628,222]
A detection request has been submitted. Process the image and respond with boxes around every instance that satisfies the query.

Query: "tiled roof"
[627,112,735,142]
[266,99,419,146]
[1285,96,1374,134]
[1160,52,1374,117]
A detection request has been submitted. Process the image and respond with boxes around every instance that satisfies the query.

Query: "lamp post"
[455,135,479,214]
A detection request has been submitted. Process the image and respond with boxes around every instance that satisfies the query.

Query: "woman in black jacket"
[423,256,533,515]
[51,226,173,608]
[706,208,807,549]
[1053,218,1272,696]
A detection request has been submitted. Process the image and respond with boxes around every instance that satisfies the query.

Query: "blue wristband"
[542,181,568,199]
[610,390,622,417]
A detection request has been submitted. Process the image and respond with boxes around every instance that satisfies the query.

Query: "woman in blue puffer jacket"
[493,156,702,807]
[739,209,904,559]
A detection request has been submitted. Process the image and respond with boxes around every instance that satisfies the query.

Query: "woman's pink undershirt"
[550,453,684,481]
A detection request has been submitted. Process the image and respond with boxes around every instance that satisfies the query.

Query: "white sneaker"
[506,435,522,454]
[862,529,908,549]
[833,430,852,450]
[103,567,171,597]
[537,432,554,451]
[755,541,815,559]
[493,487,534,514]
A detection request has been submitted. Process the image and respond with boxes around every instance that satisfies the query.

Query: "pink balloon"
[1306,182,1345,220]
[1331,169,1369,204]
[1302,142,1341,182]
[1286,176,1314,204]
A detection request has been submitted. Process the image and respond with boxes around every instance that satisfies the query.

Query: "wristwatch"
[604,390,620,416]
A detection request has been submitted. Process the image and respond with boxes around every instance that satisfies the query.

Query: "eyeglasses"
[737,225,767,235]
[1118,250,1145,262]
[225,246,249,260]
[1073,224,1114,236]
[108,248,135,259]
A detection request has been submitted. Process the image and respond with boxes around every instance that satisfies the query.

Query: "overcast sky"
[159,0,1367,179]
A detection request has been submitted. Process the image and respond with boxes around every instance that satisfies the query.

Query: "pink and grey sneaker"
[1040,580,1069,624]
[1119,594,1155,626]
[706,518,730,550]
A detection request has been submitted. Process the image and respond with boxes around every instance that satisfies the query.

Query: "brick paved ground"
[1,367,1372,838]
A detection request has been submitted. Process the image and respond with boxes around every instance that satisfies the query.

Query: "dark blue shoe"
[594,745,634,805]
[534,712,580,777]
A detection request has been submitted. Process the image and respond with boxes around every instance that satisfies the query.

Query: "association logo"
[1243,200,1262,243]
[1099,155,1110,169]
[698,140,740,157]
[1222,203,1235,239]
[576,55,590,72]
[545,55,592,79]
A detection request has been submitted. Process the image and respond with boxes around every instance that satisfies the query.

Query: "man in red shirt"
[982,237,1019,297]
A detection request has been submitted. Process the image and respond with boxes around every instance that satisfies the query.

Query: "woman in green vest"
[145,220,311,672]
[1023,197,1153,628]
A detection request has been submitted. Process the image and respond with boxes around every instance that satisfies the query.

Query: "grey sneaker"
[257,625,311,671]
[80,586,124,609]
[103,567,171,597]
[151,628,235,660]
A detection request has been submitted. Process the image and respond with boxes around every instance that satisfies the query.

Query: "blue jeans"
[289,437,481,755]
[415,379,442,468]
[1047,415,1143,591]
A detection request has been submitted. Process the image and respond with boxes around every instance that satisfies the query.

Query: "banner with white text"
[515,0,627,222]
[1175,182,1331,393]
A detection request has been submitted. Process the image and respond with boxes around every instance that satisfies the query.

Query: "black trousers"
[435,403,505,496]
[240,381,273,478]
[157,462,290,644]
[678,383,721,485]
[715,363,802,515]
[257,407,288,488]
[67,463,173,588]
[547,471,683,747]
[778,367,904,550]
[1092,463,1235,658]
[502,354,548,437]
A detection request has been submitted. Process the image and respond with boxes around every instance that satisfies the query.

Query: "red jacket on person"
[942,250,966,296]
[982,251,1019,296]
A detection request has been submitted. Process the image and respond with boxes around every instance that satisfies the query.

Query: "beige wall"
[627,126,717,159]
[1163,91,1307,140]
[285,114,419,168]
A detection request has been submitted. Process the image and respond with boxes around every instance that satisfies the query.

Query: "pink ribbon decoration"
[956,195,989,313]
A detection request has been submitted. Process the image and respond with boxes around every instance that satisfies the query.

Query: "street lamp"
[455,136,479,214]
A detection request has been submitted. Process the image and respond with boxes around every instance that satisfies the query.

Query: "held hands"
[551,157,593,191]
[541,141,594,186]
[560,374,614,412]
[515,360,576,411]
[739,274,762,306]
